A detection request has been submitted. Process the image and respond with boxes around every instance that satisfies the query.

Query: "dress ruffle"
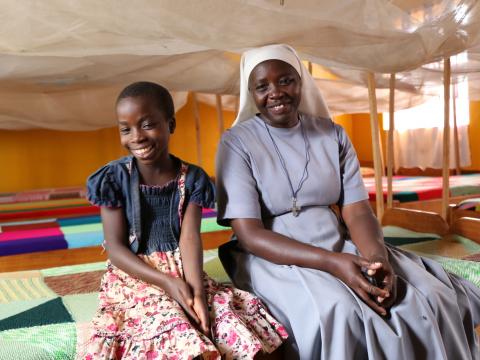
[82,250,287,359]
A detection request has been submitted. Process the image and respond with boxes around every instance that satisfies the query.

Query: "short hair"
[116,81,175,119]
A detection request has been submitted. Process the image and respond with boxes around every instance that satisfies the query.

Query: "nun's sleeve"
[215,131,262,226]
[336,124,369,206]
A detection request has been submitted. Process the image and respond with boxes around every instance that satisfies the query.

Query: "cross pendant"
[292,197,301,217]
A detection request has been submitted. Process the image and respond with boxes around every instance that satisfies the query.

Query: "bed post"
[367,72,384,219]
[387,73,395,209]
[191,92,203,167]
[452,83,461,175]
[441,58,451,220]
[215,94,225,135]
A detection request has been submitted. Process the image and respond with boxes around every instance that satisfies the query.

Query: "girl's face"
[248,59,301,128]
[116,96,173,166]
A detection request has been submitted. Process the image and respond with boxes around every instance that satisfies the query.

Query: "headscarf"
[234,44,330,125]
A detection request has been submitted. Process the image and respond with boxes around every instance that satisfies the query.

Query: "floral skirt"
[82,250,288,359]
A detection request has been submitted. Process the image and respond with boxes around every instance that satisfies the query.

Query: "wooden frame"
[381,208,449,236]
[450,217,480,244]
[448,202,480,225]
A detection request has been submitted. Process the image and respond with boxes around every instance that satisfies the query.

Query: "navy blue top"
[87,155,215,255]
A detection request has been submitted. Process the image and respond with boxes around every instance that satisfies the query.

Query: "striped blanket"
[0,196,226,256]
[363,173,480,202]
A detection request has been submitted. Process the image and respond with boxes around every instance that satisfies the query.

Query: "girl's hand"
[367,256,397,309]
[193,293,211,338]
[164,277,200,324]
[327,253,390,316]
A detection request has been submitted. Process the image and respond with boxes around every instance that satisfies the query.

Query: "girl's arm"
[341,199,397,308]
[101,206,200,323]
[179,203,210,336]
[231,217,389,315]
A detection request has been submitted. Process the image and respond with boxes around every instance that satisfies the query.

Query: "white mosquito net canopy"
[1,0,479,130]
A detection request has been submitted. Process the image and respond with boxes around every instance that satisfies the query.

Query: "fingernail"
[367,269,375,275]
[377,297,384,303]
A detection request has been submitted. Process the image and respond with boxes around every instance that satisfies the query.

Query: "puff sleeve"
[188,166,216,209]
[86,164,124,208]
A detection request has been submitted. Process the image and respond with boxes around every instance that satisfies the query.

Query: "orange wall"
[333,114,353,140]
[466,101,480,171]
[0,127,127,192]
[350,113,386,165]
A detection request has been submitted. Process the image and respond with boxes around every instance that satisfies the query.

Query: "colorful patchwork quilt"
[363,173,480,202]
[0,249,229,359]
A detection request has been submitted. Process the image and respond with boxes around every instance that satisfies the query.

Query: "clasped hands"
[329,253,397,316]
[164,277,212,338]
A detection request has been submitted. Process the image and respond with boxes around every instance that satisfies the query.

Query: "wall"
[350,113,386,166]
[0,95,236,193]
[0,127,126,192]
[467,101,480,171]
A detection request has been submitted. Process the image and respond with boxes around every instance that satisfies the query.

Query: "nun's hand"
[366,256,397,309]
[327,253,390,316]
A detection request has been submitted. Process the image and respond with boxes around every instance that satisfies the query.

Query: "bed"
[0,200,227,257]
[448,198,480,225]
[363,174,480,214]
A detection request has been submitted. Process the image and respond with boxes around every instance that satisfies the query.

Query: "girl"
[83,82,287,359]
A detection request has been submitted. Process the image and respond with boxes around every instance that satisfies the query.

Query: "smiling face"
[248,59,301,128]
[116,96,173,166]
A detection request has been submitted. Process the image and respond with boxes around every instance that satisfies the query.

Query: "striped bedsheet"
[363,173,480,202]
[0,200,226,256]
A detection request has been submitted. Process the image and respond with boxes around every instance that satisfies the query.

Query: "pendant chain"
[262,117,310,216]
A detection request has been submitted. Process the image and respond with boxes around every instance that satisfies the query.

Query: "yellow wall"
[349,113,386,165]
[332,114,353,140]
[467,101,480,171]
[0,127,127,192]
[0,95,236,193]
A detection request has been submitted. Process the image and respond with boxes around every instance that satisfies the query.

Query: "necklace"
[262,117,310,217]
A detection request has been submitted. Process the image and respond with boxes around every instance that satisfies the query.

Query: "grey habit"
[215,113,480,360]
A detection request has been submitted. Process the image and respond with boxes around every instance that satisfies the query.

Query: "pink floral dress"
[83,156,288,359]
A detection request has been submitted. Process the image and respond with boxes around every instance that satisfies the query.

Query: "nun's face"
[248,59,301,128]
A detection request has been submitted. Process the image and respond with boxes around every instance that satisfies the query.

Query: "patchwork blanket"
[0,249,229,359]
